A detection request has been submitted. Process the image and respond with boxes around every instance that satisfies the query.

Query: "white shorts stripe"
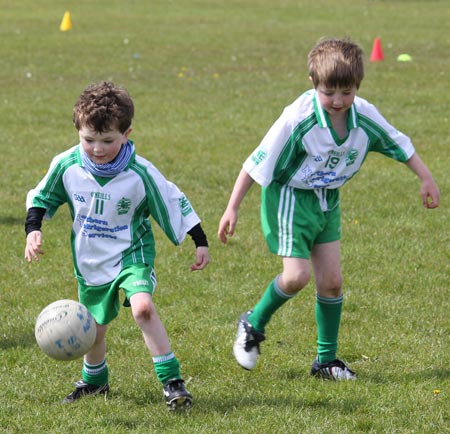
[277,186,296,256]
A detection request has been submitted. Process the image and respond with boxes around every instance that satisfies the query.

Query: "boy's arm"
[188,223,210,271]
[405,153,440,209]
[218,169,255,244]
[187,223,208,248]
[24,207,46,262]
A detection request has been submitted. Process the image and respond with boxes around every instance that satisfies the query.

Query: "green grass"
[1,0,449,432]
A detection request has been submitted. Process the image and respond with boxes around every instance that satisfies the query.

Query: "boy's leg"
[64,278,124,402]
[129,292,192,409]
[315,293,343,362]
[62,324,110,403]
[311,240,343,363]
[249,258,310,333]
[130,292,172,356]
[234,257,310,370]
[310,241,355,380]
[247,276,292,333]
[83,324,109,383]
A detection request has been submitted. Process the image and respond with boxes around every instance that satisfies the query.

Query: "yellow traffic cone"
[60,11,72,31]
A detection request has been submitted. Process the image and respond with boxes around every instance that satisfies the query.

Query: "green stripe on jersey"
[359,114,410,161]
[122,199,155,267]
[130,162,179,245]
[30,151,77,216]
[274,112,316,185]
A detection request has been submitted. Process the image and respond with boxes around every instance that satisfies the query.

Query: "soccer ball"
[35,299,96,361]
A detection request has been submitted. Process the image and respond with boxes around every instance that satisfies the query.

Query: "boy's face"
[79,126,131,165]
[316,84,357,120]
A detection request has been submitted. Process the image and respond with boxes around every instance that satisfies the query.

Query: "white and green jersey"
[26,145,200,286]
[244,89,415,191]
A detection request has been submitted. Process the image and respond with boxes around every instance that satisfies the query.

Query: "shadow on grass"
[214,395,363,414]
[112,389,365,416]
[0,330,36,350]
[410,368,450,380]
[0,215,24,226]
[366,368,450,384]
[113,371,364,416]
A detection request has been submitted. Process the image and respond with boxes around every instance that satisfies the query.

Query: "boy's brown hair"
[308,38,364,89]
[73,81,134,133]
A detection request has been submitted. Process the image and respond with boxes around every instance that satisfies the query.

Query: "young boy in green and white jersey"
[218,38,439,379]
[25,81,210,409]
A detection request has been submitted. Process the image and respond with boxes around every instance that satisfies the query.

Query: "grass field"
[1,0,449,433]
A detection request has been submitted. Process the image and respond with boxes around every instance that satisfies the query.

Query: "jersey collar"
[312,90,358,130]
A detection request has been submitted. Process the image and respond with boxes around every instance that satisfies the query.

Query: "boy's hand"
[217,169,254,244]
[191,246,210,271]
[25,230,44,262]
[218,209,238,244]
[421,178,440,209]
[405,153,440,209]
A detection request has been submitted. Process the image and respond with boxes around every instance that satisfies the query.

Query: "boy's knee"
[280,268,310,294]
[317,276,343,297]
[131,297,155,323]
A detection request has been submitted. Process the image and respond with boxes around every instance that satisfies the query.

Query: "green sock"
[315,294,343,363]
[248,276,293,333]
[82,359,109,386]
[153,352,181,384]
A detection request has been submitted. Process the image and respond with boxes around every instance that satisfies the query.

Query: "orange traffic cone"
[60,11,72,32]
[370,38,384,62]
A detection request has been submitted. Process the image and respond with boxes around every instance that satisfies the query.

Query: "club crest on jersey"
[345,149,359,166]
[179,196,193,217]
[116,197,132,215]
[251,149,267,166]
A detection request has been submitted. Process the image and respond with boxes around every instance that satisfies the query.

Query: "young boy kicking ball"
[25,81,210,409]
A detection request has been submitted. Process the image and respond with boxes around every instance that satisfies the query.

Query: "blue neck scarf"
[80,141,134,178]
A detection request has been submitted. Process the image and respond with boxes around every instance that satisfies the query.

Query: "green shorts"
[77,263,157,325]
[261,183,341,259]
